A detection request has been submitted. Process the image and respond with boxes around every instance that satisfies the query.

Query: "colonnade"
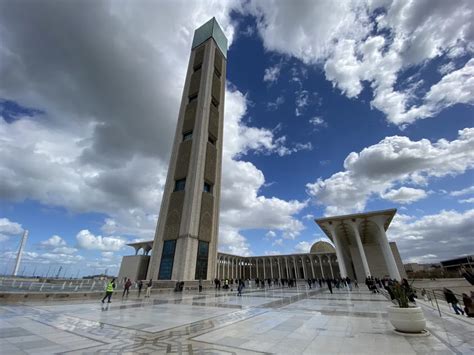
[130,242,153,256]
[216,253,340,280]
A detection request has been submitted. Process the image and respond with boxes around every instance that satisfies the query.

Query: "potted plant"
[387,282,426,334]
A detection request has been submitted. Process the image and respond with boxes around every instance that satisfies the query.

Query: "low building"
[440,255,474,273]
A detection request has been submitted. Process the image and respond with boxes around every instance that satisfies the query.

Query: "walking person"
[443,288,464,315]
[137,280,143,297]
[326,278,333,294]
[198,279,203,292]
[462,293,474,317]
[122,278,132,298]
[145,279,153,298]
[101,278,116,303]
[237,279,244,296]
[346,277,352,291]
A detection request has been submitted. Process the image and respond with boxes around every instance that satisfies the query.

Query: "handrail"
[412,286,467,307]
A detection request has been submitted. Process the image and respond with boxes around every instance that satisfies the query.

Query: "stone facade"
[146,18,227,281]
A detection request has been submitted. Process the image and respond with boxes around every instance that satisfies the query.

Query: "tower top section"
[192,17,228,58]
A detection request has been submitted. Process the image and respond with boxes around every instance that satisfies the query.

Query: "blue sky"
[1,1,473,277]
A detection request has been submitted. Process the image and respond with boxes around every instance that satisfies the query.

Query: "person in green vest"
[101,278,116,303]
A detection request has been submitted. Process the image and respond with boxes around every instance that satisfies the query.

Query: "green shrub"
[390,283,409,308]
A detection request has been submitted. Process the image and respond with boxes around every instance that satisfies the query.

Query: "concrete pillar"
[277,259,282,279]
[263,259,266,279]
[270,259,274,279]
[301,256,307,279]
[310,258,315,278]
[348,219,371,278]
[292,257,297,279]
[371,216,401,280]
[318,256,325,278]
[285,258,289,279]
[329,256,334,278]
[326,223,348,278]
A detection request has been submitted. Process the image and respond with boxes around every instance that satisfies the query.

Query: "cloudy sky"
[1,0,473,277]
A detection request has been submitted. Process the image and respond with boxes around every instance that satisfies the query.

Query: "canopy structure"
[315,209,405,281]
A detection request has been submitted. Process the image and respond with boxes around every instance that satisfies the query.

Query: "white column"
[270,259,274,279]
[318,255,325,278]
[326,223,348,278]
[277,259,282,279]
[263,259,266,279]
[301,256,307,279]
[371,216,401,280]
[329,256,334,278]
[310,258,315,278]
[292,257,297,279]
[285,258,289,279]
[348,219,371,278]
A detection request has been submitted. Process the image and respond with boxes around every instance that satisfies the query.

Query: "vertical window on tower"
[193,63,202,72]
[208,135,216,145]
[203,182,212,194]
[158,240,176,280]
[195,241,209,280]
[183,131,193,142]
[214,68,221,78]
[174,179,186,192]
[211,98,219,109]
[189,94,198,103]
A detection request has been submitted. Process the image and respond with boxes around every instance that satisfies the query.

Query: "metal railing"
[0,278,137,293]
[412,286,469,317]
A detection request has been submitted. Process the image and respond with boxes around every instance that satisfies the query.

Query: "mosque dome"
[310,241,336,254]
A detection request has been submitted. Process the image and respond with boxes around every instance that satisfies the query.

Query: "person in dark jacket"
[122,278,132,297]
[326,278,333,294]
[137,280,143,297]
[462,293,474,317]
[443,288,464,315]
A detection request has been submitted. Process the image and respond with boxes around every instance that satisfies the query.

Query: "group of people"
[102,275,474,318]
[210,276,359,295]
[443,288,474,317]
[101,278,153,303]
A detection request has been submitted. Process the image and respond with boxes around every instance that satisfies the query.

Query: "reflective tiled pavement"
[0,285,472,354]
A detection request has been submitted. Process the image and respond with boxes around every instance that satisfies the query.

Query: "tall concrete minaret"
[147,18,227,281]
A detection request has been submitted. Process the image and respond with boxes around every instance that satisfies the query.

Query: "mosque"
[119,208,407,284]
[118,19,406,284]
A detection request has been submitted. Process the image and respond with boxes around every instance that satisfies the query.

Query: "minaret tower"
[147,18,227,281]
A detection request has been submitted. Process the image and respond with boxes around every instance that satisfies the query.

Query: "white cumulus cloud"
[307,128,474,215]
[76,230,126,252]
[381,187,428,204]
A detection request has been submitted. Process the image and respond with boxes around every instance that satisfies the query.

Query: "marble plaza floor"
[0,285,473,354]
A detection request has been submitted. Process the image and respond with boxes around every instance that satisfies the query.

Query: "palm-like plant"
[389,283,410,308]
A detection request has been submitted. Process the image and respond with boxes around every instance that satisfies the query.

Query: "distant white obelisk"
[13,230,28,276]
